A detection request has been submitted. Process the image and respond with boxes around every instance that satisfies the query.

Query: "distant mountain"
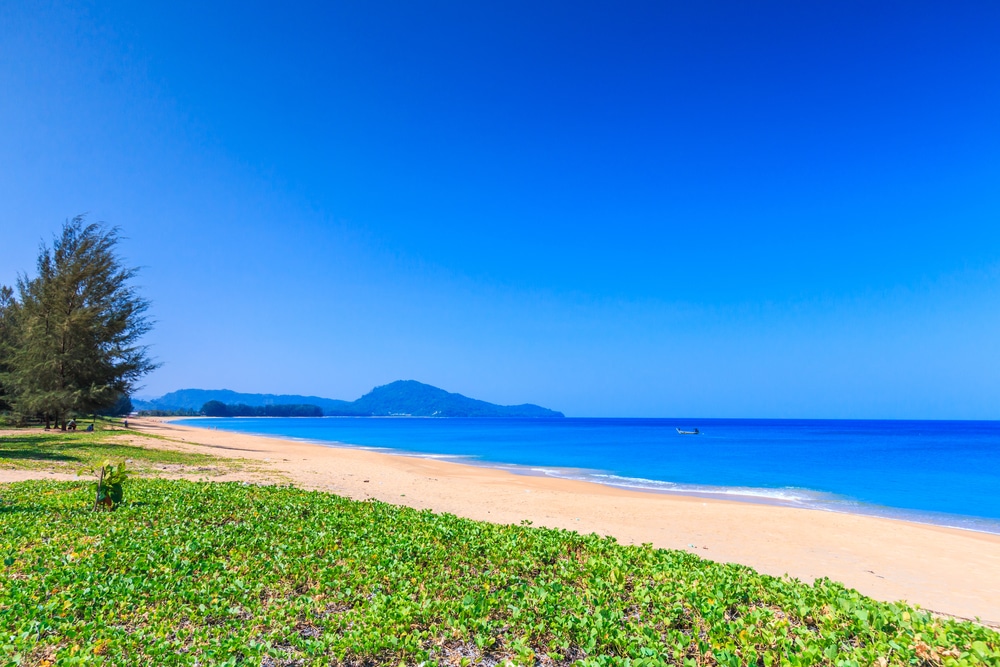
[133,381,564,418]
[133,389,351,414]
[329,380,563,418]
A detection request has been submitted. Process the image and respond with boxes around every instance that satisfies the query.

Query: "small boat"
[676,427,700,435]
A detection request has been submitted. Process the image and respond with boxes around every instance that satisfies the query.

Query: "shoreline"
[173,417,1000,537]
[86,418,1000,624]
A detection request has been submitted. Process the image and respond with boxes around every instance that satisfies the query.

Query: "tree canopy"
[0,286,17,412]
[0,217,157,427]
[201,401,324,417]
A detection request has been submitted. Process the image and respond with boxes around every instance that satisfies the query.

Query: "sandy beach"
[15,417,1000,626]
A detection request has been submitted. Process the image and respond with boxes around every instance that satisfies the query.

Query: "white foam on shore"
[177,420,1000,536]
[587,473,826,504]
[440,460,1000,535]
[564,471,1000,535]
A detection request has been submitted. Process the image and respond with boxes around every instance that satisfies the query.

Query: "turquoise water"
[175,417,1000,533]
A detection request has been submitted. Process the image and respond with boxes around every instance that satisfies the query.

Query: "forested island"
[201,401,324,417]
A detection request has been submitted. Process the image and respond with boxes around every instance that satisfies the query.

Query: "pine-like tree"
[0,285,18,412]
[6,217,158,428]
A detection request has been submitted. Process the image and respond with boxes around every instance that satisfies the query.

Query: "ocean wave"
[551,471,831,505]
[309,444,1000,534]
[409,453,469,460]
[395,446,1000,532]
[509,469,1000,534]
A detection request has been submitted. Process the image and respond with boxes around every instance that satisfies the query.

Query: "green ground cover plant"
[1,479,996,666]
[0,425,227,476]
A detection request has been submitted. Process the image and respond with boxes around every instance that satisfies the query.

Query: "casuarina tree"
[5,217,158,428]
[0,285,17,412]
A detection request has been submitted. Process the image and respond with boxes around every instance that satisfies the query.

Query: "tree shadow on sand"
[0,435,83,463]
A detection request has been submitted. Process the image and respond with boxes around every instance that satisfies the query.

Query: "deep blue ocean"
[174,417,1000,533]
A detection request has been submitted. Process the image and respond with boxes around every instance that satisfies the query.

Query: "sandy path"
[6,418,999,625]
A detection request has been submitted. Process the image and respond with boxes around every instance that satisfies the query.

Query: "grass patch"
[1,479,996,666]
[0,425,234,477]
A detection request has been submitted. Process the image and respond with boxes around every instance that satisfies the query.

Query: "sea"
[173,417,1000,534]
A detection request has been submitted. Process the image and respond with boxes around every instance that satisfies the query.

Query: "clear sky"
[2,1,998,418]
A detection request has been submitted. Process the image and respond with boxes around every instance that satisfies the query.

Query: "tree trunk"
[93,466,104,511]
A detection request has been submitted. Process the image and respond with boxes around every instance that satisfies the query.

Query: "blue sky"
[1,1,998,418]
